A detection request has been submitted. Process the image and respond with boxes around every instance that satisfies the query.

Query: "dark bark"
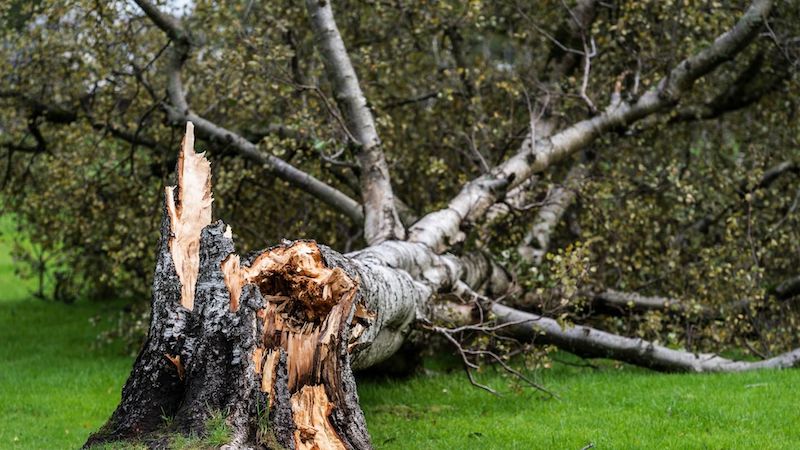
[774,275,800,301]
[172,222,239,434]
[87,129,373,449]
[87,225,374,448]
[84,202,188,446]
[87,227,374,449]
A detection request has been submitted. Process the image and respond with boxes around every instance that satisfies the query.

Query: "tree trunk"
[87,229,375,448]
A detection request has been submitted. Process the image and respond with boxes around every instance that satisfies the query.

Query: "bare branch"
[408,0,773,253]
[670,49,790,123]
[0,90,179,176]
[133,0,364,223]
[427,312,557,398]
[132,0,188,43]
[305,0,405,244]
[590,289,726,319]
[579,37,598,113]
[752,161,799,191]
[773,275,800,301]
[492,303,800,372]
[181,112,365,222]
[518,161,590,265]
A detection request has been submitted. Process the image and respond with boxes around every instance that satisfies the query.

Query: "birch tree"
[1,1,799,448]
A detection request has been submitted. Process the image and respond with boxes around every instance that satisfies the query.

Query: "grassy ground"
[1,215,799,449]
[360,359,800,449]
[0,216,133,448]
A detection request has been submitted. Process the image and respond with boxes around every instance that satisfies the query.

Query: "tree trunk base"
[86,124,373,449]
[87,233,373,449]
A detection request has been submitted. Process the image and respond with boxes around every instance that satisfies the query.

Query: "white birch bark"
[306,0,405,244]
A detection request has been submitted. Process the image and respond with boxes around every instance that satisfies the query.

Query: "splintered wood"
[291,385,347,450]
[89,123,374,450]
[260,350,280,407]
[222,241,370,449]
[165,122,213,310]
[164,354,185,381]
[222,241,354,317]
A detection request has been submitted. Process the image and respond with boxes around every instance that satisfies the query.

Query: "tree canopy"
[1,0,799,358]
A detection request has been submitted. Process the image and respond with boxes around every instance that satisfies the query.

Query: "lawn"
[1,215,799,449]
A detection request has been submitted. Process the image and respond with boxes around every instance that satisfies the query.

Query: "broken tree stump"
[86,123,374,449]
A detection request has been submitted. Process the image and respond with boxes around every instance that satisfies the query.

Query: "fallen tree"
[85,125,466,448]
[89,120,800,449]
[72,0,800,448]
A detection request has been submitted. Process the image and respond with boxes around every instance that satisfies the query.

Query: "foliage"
[0,1,798,356]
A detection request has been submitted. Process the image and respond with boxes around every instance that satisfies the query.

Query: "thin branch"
[766,186,800,236]
[382,91,439,110]
[133,0,365,223]
[579,37,598,113]
[675,160,798,244]
[518,160,590,265]
[517,7,585,57]
[176,110,365,223]
[427,323,557,398]
[589,289,729,319]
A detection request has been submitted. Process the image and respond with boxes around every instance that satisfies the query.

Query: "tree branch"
[305,0,405,244]
[670,50,790,123]
[408,0,773,253]
[773,275,800,301]
[518,161,590,265]
[0,91,78,124]
[482,1,598,230]
[132,0,190,44]
[492,303,800,372]
[589,289,725,319]
[133,0,365,223]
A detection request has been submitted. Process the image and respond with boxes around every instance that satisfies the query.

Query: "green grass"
[0,216,133,449]
[359,358,800,449]
[1,214,799,449]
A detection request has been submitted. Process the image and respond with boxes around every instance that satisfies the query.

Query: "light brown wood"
[223,241,356,315]
[261,350,280,407]
[291,385,347,450]
[222,240,367,445]
[165,122,213,310]
[252,348,264,375]
[164,353,185,381]
[221,254,243,312]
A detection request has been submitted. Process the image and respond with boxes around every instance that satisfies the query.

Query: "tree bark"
[305,0,405,244]
[86,124,435,449]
